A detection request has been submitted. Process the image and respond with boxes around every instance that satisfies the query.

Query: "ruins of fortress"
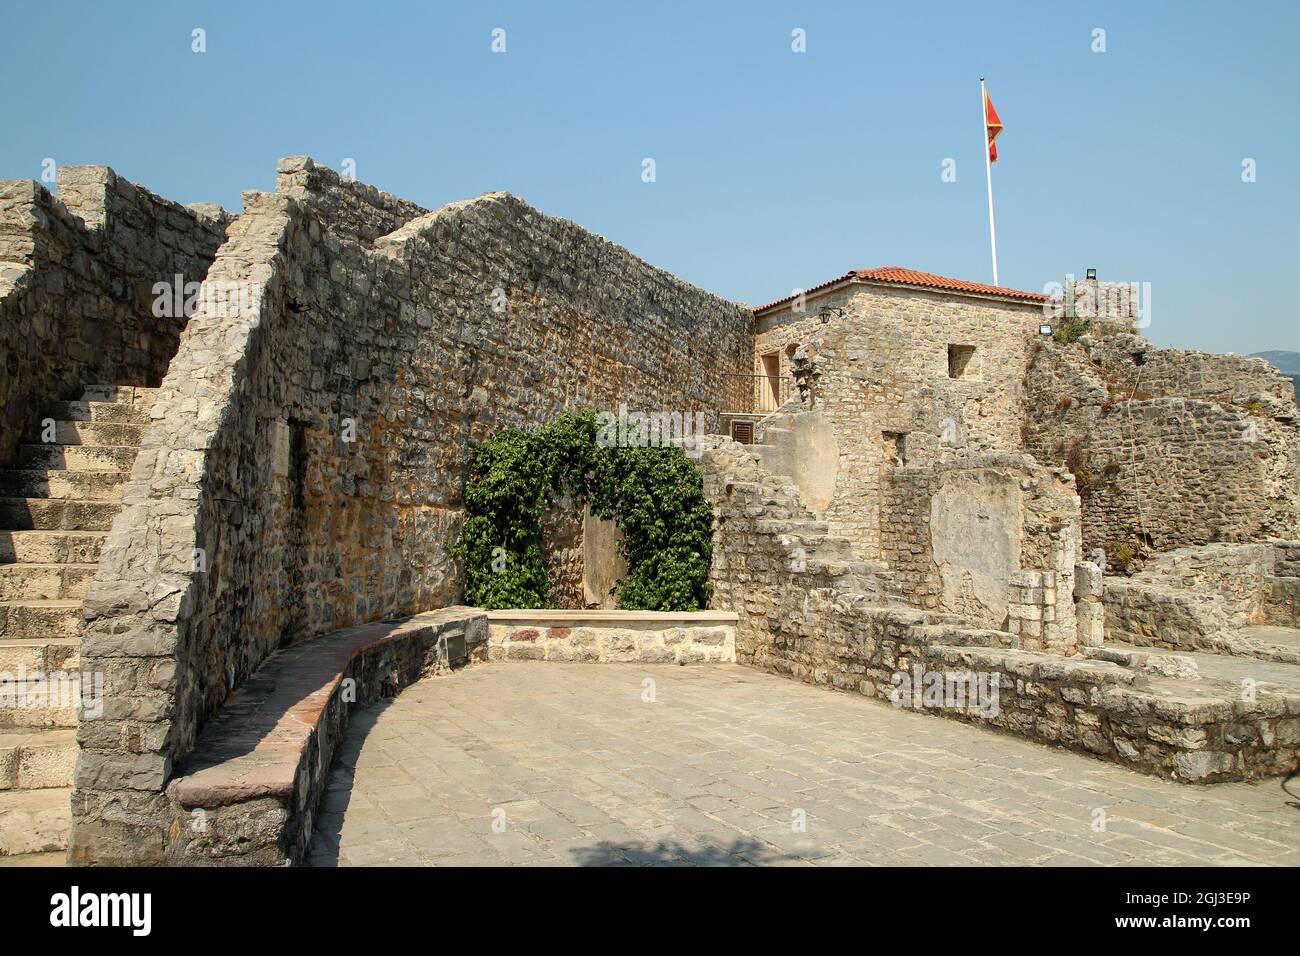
[0,158,1296,865]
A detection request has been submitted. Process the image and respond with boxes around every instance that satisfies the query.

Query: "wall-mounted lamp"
[816,306,846,324]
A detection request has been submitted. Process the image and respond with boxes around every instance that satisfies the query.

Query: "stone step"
[0,637,80,673]
[0,787,72,855]
[0,850,65,866]
[0,471,128,502]
[0,530,106,564]
[28,421,147,447]
[0,601,84,639]
[802,558,893,591]
[15,444,137,472]
[807,537,858,561]
[78,385,157,405]
[0,729,78,790]
[755,518,831,536]
[0,498,120,532]
[0,564,97,601]
[44,400,151,424]
[0,673,80,727]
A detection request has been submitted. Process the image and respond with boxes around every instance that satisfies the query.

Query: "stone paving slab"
[309,663,1300,867]
[1112,640,1300,694]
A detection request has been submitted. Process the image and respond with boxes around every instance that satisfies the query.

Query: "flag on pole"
[980,77,1001,286]
[984,88,1003,163]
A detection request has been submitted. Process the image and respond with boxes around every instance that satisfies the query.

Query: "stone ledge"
[486,609,737,624]
[165,606,486,865]
[487,609,736,664]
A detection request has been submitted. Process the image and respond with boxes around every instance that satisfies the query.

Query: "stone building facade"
[751,270,1049,554]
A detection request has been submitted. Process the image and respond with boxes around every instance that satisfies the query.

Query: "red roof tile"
[753,266,1047,313]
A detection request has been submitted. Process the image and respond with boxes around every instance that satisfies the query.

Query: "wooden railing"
[724,372,792,412]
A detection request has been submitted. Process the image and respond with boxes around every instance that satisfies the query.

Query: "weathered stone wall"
[878,455,1081,652]
[700,438,1298,784]
[165,608,488,866]
[753,284,1045,555]
[70,157,754,863]
[487,610,736,663]
[1090,333,1297,412]
[0,167,229,465]
[541,498,586,609]
[1104,541,1300,659]
[1025,336,1300,562]
[539,503,629,609]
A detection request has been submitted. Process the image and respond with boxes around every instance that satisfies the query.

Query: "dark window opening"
[883,431,909,466]
[948,344,977,379]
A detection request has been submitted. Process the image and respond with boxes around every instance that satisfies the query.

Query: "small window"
[883,431,908,466]
[948,344,977,379]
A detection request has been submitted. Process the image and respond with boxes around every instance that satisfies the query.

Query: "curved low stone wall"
[166,607,486,866]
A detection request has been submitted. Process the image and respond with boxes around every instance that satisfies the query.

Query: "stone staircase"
[701,434,899,604]
[0,384,154,863]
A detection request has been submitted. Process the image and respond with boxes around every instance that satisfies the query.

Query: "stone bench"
[165,607,487,866]
[488,609,737,663]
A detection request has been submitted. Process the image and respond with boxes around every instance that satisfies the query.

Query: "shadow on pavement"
[569,836,801,866]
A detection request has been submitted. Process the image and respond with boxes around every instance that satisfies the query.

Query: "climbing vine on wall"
[459,411,714,611]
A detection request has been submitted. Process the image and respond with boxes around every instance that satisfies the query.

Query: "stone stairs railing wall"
[0,167,230,468]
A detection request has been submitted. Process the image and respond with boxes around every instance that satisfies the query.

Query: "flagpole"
[980,75,999,287]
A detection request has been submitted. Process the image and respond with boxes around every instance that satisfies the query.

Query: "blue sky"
[2,0,1296,353]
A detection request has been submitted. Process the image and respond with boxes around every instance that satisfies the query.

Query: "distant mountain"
[1250,350,1300,392]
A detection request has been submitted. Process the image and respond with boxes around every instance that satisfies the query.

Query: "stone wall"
[487,610,736,663]
[700,438,1298,783]
[0,167,230,464]
[70,157,754,863]
[878,454,1082,652]
[538,501,629,610]
[1104,541,1300,659]
[1025,336,1300,562]
[753,283,1045,555]
[165,608,487,866]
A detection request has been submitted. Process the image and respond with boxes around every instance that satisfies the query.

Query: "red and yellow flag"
[984,88,1003,163]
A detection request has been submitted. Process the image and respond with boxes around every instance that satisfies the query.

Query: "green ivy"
[458,411,714,611]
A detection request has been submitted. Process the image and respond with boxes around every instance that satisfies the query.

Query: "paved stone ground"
[308,663,1300,867]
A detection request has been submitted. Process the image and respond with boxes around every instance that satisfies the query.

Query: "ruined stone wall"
[1090,333,1296,411]
[0,167,229,465]
[71,157,753,863]
[753,284,1044,555]
[1025,336,1300,562]
[878,454,1081,652]
[1104,541,1300,657]
[700,438,1298,784]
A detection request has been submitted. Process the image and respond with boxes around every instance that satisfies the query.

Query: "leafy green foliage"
[459,411,714,611]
